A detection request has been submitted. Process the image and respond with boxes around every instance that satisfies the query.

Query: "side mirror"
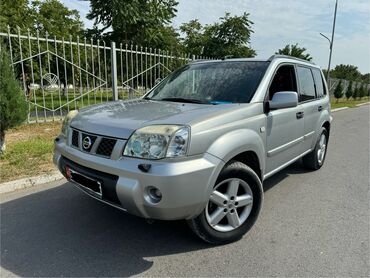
[269,91,298,110]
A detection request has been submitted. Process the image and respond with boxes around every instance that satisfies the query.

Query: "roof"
[191,55,316,67]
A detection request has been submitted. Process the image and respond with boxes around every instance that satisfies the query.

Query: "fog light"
[145,186,162,204]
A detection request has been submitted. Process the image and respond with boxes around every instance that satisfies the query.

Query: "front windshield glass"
[145,61,269,104]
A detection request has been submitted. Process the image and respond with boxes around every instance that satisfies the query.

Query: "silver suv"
[54,55,332,244]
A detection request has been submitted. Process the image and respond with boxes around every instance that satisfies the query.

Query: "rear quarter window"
[312,68,326,97]
[297,66,316,101]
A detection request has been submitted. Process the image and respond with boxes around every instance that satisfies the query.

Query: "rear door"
[296,66,324,151]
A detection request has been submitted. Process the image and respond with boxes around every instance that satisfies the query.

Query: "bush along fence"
[0,27,212,123]
[327,78,370,99]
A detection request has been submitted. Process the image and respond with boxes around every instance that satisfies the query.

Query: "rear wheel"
[187,161,263,244]
[303,127,328,170]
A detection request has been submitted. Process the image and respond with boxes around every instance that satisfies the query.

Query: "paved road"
[1,106,369,277]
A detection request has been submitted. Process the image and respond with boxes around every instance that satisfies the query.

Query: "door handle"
[296,111,304,119]
[318,105,323,112]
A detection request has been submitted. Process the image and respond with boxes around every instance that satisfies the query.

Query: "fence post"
[111,41,118,101]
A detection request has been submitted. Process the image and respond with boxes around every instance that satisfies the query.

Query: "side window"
[269,65,297,100]
[297,66,316,101]
[312,68,326,97]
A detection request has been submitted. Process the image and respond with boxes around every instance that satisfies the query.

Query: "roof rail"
[268,54,315,65]
[189,59,212,64]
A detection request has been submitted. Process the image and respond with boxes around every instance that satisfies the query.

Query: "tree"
[0,46,28,153]
[203,13,256,58]
[352,85,358,100]
[0,0,32,32]
[276,43,312,61]
[333,80,343,102]
[330,64,361,81]
[345,80,353,100]
[358,83,365,100]
[180,20,204,56]
[86,0,179,49]
[361,73,370,83]
[0,0,83,37]
[180,13,256,58]
[31,0,83,37]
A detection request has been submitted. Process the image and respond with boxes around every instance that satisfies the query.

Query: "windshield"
[145,61,269,104]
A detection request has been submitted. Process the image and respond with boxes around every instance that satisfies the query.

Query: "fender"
[206,128,265,180]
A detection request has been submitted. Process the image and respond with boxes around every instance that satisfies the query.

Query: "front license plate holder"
[66,166,103,198]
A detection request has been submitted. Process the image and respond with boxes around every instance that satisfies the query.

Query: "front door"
[265,64,305,176]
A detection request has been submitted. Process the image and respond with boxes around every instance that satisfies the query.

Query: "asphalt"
[1,105,369,277]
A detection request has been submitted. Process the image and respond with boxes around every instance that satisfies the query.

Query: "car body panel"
[265,105,305,174]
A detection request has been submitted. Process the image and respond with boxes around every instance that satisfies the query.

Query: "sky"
[61,0,370,74]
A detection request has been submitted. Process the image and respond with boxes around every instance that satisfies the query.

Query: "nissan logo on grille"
[82,136,92,150]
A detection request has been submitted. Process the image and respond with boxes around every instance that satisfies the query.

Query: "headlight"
[61,110,78,137]
[123,125,190,159]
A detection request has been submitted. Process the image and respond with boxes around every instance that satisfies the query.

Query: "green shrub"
[345,81,353,100]
[0,46,28,153]
[352,85,358,100]
[333,80,343,102]
[358,83,365,99]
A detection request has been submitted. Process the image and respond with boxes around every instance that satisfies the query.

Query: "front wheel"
[187,161,263,244]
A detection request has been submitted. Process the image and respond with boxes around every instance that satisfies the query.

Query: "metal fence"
[0,28,211,123]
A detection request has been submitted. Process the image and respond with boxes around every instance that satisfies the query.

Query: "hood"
[70,99,247,138]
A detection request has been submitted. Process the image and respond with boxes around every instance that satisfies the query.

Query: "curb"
[331,107,349,112]
[356,102,370,107]
[0,172,64,194]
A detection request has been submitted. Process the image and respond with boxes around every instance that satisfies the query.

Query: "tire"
[303,127,329,170]
[187,161,263,244]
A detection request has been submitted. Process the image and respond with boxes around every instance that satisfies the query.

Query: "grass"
[0,121,61,183]
[330,96,369,109]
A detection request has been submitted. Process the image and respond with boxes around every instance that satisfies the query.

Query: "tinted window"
[146,61,269,104]
[312,68,326,97]
[297,66,316,101]
[269,65,297,100]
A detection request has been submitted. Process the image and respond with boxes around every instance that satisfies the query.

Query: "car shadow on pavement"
[1,184,210,277]
[263,160,307,192]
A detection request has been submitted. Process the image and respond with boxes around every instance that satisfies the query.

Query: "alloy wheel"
[206,178,253,232]
[317,134,327,165]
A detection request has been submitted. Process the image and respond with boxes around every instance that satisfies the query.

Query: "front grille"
[70,128,120,159]
[72,130,79,147]
[96,138,117,157]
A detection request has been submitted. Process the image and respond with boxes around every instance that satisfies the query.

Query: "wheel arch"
[231,151,262,181]
[312,110,331,149]
[322,121,330,136]
[206,129,265,182]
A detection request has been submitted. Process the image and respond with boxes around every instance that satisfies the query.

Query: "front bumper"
[54,137,224,220]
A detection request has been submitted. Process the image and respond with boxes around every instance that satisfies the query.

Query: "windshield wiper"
[158,97,211,104]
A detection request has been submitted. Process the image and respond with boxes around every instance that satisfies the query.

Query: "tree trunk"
[0,130,5,154]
